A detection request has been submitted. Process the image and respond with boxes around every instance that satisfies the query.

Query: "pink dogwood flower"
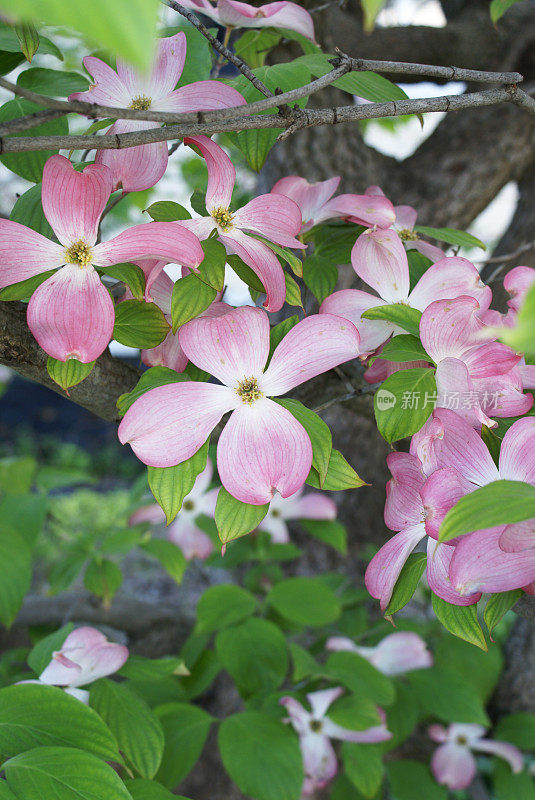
[37,626,128,703]
[326,631,432,675]
[119,305,359,504]
[130,462,217,559]
[69,33,246,192]
[412,408,535,597]
[270,175,395,233]
[0,155,204,363]
[281,688,391,796]
[320,228,490,355]
[429,723,523,790]
[178,0,315,40]
[257,487,337,543]
[420,296,532,428]
[364,450,479,610]
[176,135,305,312]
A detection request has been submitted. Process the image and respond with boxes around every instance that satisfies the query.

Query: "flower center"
[183,500,195,511]
[65,239,94,267]
[398,228,419,241]
[271,509,281,518]
[212,206,234,231]
[309,720,323,733]
[130,95,152,110]
[456,735,468,745]
[236,377,263,405]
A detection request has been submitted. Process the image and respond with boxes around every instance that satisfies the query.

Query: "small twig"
[332,49,523,85]
[168,141,181,157]
[163,0,273,98]
[0,107,68,136]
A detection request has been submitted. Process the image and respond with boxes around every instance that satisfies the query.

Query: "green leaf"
[18,67,88,95]
[325,651,395,706]
[493,760,535,800]
[27,623,73,674]
[385,553,427,615]
[0,455,35,493]
[144,201,191,221]
[302,254,338,303]
[147,439,209,524]
[219,712,303,800]
[172,24,212,88]
[248,233,303,277]
[499,283,535,354]
[90,679,164,779]
[342,742,384,799]
[276,398,332,486]
[117,365,188,417]
[227,254,265,294]
[328,694,381,731]
[298,52,409,104]
[0,99,68,181]
[198,237,227,291]
[84,558,122,605]
[379,334,430,364]
[15,22,39,61]
[215,617,288,695]
[312,222,362,264]
[0,50,25,75]
[383,683,420,750]
[215,487,269,544]
[289,642,320,682]
[119,656,188,682]
[306,449,366,491]
[196,584,257,633]
[415,225,486,251]
[4,746,131,800]
[125,778,189,800]
[234,28,282,68]
[102,262,146,301]
[113,299,169,348]
[434,634,502,703]
[406,667,489,725]
[300,519,347,553]
[439,480,535,542]
[495,713,535,749]
[155,703,212,788]
[47,356,95,392]
[10,182,53,238]
[171,272,217,332]
[374,367,436,443]
[140,539,187,584]
[189,188,208,217]
[284,271,303,308]
[362,303,422,336]
[0,0,161,69]
[407,250,433,291]
[431,594,487,650]
[360,0,388,32]
[0,528,31,627]
[267,576,341,627]
[484,590,522,638]
[0,684,120,760]
[0,269,54,301]
[388,760,448,800]
[0,493,46,546]
[490,0,524,23]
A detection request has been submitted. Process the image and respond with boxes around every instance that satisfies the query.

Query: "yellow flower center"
[212,206,234,232]
[398,228,420,241]
[183,499,195,511]
[130,95,152,110]
[309,720,323,733]
[65,239,93,267]
[236,377,263,405]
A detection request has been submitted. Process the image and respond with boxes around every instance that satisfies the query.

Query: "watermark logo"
[376,389,397,410]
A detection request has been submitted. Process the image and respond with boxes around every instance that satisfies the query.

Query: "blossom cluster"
[0,13,533,622]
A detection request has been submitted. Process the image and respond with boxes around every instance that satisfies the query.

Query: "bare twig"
[163,0,273,97]
[0,88,526,153]
[0,107,68,136]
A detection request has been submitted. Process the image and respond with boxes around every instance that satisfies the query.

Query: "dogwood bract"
[69,33,246,192]
[0,155,204,363]
[326,631,432,675]
[281,688,391,796]
[176,134,305,312]
[119,305,360,504]
[178,0,315,41]
[428,723,523,790]
[270,175,395,233]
